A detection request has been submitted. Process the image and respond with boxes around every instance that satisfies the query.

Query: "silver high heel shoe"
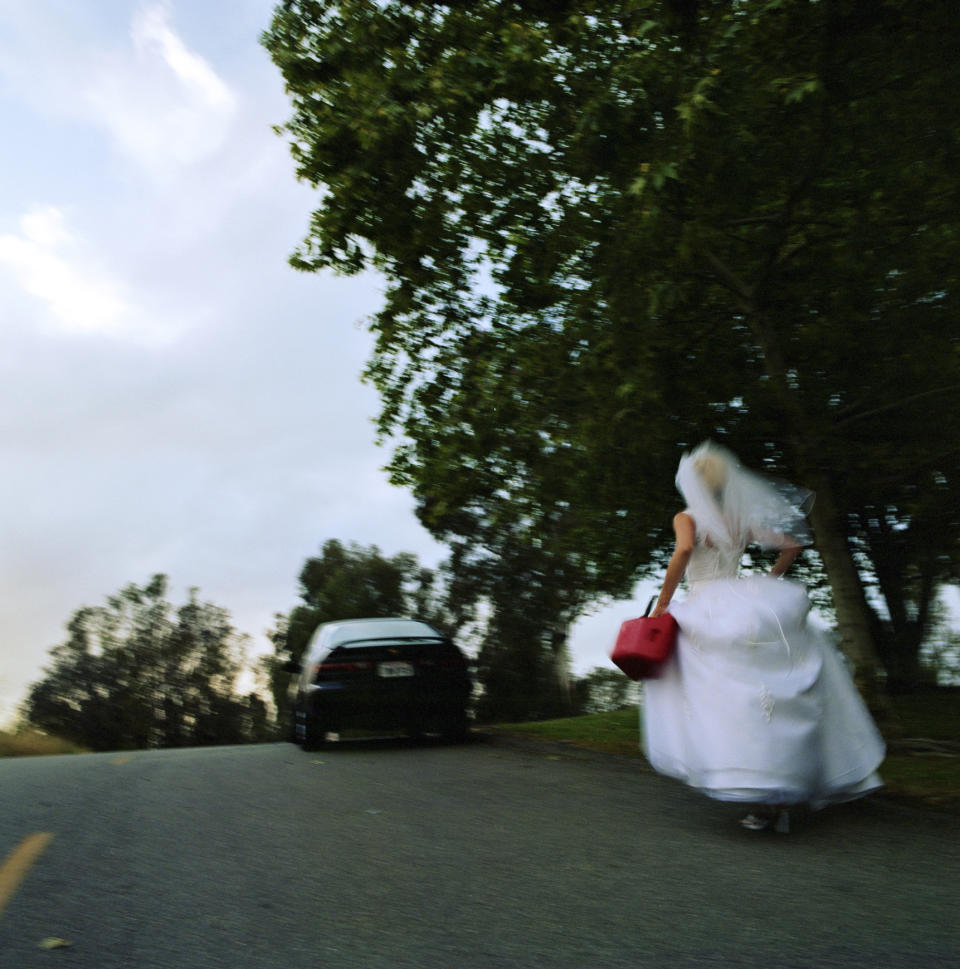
[739,813,771,831]
[739,809,790,833]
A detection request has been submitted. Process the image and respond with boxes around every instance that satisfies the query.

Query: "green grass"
[880,755,960,803]
[882,692,960,807]
[0,728,89,758]
[487,692,960,811]
[489,708,646,758]
[887,691,960,740]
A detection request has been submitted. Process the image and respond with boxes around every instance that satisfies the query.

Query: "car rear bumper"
[301,679,469,730]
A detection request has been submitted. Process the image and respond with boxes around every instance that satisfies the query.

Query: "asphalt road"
[0,737,957,969]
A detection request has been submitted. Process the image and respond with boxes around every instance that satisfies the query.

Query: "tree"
[264,0,960,705]
[576,667,642,715]
[468,536,581,722]
[23,576,268,750]
[276,538,468,661]
[264,539,473,722]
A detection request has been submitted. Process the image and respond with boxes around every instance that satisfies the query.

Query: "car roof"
[315,618,444,649]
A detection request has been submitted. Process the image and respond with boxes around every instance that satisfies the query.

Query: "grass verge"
[0,728,89,758]
[486,693,960,812]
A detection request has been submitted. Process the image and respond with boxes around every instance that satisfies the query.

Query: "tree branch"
[837,384,960,428]
[699,247,755,314]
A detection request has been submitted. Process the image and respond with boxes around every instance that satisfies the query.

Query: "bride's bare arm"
[749,527,802,576]
[650,512,696,617]
[771,540,802,577]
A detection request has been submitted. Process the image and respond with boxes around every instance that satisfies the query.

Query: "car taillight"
[314,661,373,675]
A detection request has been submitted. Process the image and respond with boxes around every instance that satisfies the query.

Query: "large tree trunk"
[804,473,899,733]
[699,246,895,723]
[549,622,575,712]
[802,470,887,702]
[734,297,893,721]
[866,533,937,693]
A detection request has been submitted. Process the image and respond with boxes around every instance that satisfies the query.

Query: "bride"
[643,441,885,832]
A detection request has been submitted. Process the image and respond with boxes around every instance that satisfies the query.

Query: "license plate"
[377,661,415,678]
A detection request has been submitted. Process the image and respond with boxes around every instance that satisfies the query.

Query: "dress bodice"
[685,540,743,590]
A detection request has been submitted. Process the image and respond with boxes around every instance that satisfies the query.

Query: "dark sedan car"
[287,618,471,748]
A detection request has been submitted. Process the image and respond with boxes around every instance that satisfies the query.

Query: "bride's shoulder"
[673,510,697,542]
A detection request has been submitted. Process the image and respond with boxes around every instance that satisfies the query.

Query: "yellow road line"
[110,755,134,765]
[0,833,55,918]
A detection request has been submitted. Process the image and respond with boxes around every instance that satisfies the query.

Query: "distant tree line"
[262,537,605,724]
[23,543,959,750]
[22,575,270,751]
[21,543,644,750]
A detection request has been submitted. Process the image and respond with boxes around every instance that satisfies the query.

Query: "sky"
[0,0,654,725]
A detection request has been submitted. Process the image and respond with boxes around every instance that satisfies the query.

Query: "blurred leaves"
[264,539,474,723]
[265,0,960,693]
[576,667,642,715]
[22,577,271,750]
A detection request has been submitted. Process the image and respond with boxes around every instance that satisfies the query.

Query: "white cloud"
[0,3,237,177]
[133,5,233,111]
[19,207,72,248]
[0,1,460,726]
[84,3,237,176]
[0,205,174,344]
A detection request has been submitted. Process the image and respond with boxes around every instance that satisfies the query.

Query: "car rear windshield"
[320,638,463,667]
[326,619,439,645]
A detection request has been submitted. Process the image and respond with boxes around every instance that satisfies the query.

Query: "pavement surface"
[0,736,957,968]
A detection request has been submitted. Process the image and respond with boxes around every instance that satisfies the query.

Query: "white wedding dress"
[643,536,886,807]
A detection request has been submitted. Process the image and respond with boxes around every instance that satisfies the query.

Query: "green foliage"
[275,538,466,663]
[921,619,960,689]
[487,706,645,758]
[0,728,88,758]
[472,590,575,723]
[22,576,270,751]
[265,538,473,721]
[576,667,642,715]
[265,0,960,693]
[890,689,960,741]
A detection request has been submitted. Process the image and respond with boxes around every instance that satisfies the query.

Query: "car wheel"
[441,710,469,744]
[300,711,326,751]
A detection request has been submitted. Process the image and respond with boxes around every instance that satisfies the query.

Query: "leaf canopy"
[265,0,960,688]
